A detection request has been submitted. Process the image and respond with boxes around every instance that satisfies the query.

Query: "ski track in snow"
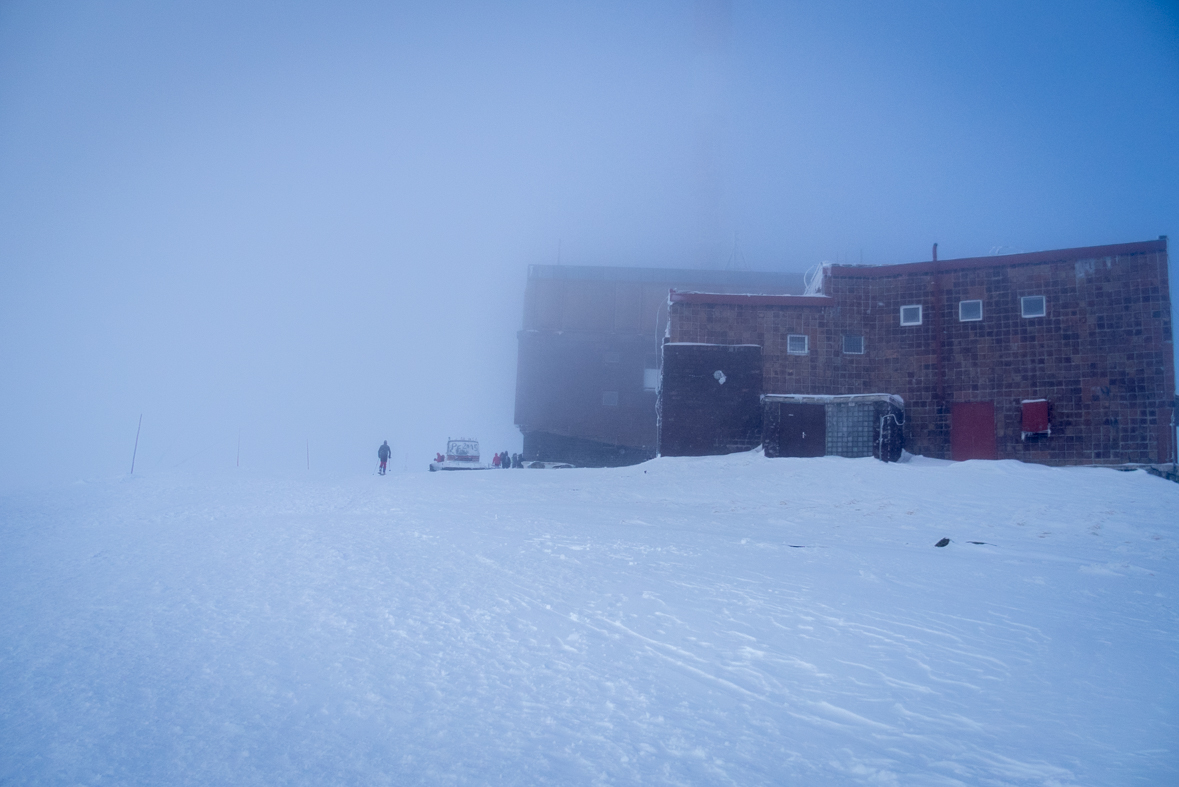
[1,453,1177,785]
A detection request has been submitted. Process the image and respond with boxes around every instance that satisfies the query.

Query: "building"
[515,264,804,466]
[660,239,1176,465]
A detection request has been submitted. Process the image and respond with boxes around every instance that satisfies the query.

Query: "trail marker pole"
[130,414,142,474]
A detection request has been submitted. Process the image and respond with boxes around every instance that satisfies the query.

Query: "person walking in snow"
[378,440,391,475]
[492,452,501,468]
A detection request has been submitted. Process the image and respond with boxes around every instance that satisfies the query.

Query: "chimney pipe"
[931,242,944,403]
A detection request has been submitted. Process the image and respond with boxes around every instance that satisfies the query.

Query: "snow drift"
[1,453,1176,785]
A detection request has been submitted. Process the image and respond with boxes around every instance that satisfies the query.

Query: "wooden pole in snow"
[130,414,142,474]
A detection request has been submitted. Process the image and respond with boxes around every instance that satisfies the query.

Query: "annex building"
[515,264,804,466]
[659,238,1176,466]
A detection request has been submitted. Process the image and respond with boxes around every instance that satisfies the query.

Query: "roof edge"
[829,239,1166,278]
[528,264,805,286]
[762,393,905,408]
[669,290,831,306]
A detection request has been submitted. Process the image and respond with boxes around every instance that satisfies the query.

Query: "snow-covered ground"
[2,453,1177,786]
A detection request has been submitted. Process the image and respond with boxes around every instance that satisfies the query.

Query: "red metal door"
[951,402,997,460]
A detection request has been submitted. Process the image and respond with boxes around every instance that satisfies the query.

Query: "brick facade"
[665,240,1176,465]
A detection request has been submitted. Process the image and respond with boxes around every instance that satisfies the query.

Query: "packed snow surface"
[2,453,1177,785]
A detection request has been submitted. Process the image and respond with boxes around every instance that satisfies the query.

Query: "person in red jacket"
[492,452,501,468]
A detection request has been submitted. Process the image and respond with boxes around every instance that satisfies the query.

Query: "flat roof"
[528,264,805,288]
[763,393,904,407]
[829,238,1167,279]
[669,290,830,306]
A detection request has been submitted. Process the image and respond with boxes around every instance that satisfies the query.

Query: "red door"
[951,402,997,460]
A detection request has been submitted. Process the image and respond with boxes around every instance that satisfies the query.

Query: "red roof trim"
[669,290,831,307]
[829,239,1166,279]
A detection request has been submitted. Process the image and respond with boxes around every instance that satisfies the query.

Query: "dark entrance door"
[778,403,826,457]
[951,401,997,460]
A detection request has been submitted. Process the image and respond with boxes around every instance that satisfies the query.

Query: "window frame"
[842,335,865,355]
[786,334,809,355]
[1021,295,1046,318]
[642,368,659,392]
[958,299,983,322]
[899,304,923,326]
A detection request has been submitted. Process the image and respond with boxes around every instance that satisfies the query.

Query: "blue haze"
[1,1,1176,488]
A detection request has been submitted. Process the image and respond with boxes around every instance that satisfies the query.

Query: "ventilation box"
[1021,399,1050,439]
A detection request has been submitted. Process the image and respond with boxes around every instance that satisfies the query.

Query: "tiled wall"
[668,244,1175,464]
[659,344,764,456]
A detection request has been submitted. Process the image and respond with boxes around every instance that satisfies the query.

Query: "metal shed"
[762,393,905,462]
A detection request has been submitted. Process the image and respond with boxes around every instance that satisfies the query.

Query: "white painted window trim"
[786,334,809,355]
[842,335,865,354]
[959,300,983,322]
[900,304,923,326]
[1021,295,1046,318]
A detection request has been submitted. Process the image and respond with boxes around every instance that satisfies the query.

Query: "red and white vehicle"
[428,439,488,472]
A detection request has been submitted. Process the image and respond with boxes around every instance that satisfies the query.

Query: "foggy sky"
[2,1,1177,489]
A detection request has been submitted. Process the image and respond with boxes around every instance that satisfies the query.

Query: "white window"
[601,391,618,406]
[900,305,922,326]
[787,334,809,355]
[1021,295,1046,318]
[642,368,659,391]
[842,335,864,354]
[959,300,983,321]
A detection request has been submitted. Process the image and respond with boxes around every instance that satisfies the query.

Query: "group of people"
[492,451,525,469]
[387,441,528,473]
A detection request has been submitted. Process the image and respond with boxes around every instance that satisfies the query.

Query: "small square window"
[1021,295,1046,318]
[601,391,618,406]
[842,335,864,354]
[787,334,808,355]
[642,368,659,391]
[900,305,922,326]
[959,300,983,321]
